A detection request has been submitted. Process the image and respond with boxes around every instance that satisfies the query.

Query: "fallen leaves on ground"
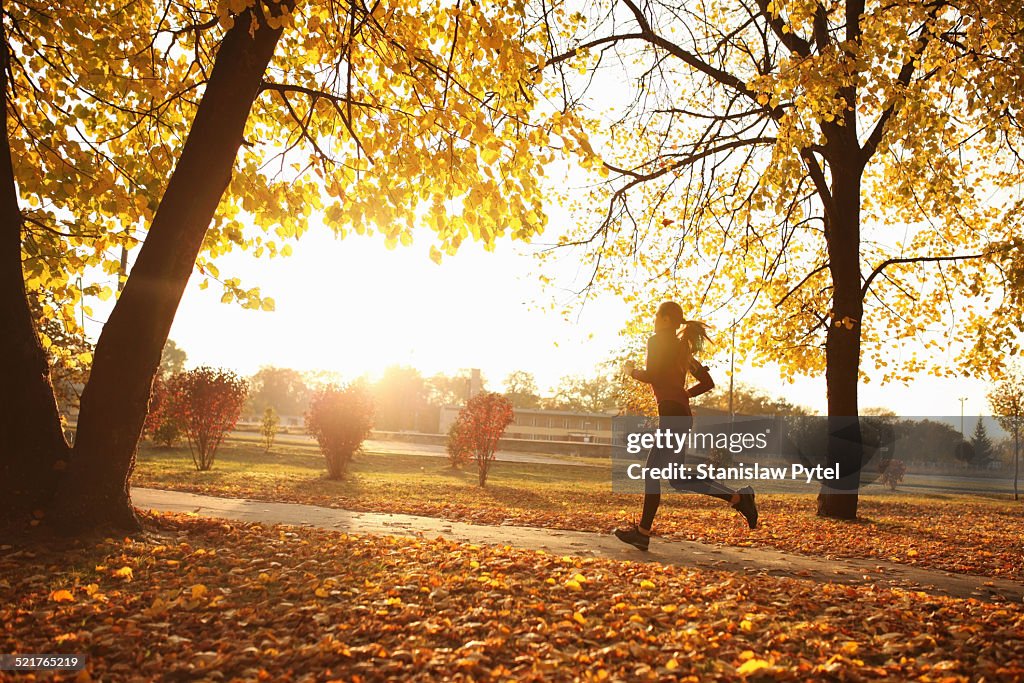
[3,512,1023,681]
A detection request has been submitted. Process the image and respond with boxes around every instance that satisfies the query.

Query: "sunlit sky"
[90,217,989,418]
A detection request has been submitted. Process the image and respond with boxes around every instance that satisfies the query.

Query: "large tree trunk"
[49,5,289,534]
[817,158,864,520]
[0,10,70,522]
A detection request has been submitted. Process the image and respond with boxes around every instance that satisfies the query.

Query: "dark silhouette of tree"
[990,373,1024,501]
[372,366,429,432]
[159,340,187,380]
[503,371,541,409]
[970,419,996,467]
[248,366,309,418]
[549,375,617,413]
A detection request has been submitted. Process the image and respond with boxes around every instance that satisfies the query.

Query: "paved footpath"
[133,487,1024,604]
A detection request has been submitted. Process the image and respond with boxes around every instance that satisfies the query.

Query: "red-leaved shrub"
[144,377,181,447]
[452,392,514,487]
[166,367,248,471]
[446,419,474,469]
[305,383,375,480]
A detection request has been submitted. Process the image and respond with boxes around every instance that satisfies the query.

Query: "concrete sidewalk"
[132,487,1024,603]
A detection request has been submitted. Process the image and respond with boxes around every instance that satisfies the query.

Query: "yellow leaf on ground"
[49,589,75,603]
[737,658,772,675]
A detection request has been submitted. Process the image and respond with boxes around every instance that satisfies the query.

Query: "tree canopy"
[10,0,592,343]
[543,0,1023,382]
[539,0,1024,518]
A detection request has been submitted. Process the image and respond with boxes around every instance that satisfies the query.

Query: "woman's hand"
[621,360,636,379]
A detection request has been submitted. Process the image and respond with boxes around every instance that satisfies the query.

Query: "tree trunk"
[0,12,70,521]
[49,6,289,534]
[1014,429,1019,501]
[817,158,864,520]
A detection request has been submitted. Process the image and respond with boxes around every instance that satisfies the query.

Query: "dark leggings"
[639,400,735,530]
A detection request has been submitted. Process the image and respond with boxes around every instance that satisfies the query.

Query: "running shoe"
[733,486,758,529]
[613,524,651,551]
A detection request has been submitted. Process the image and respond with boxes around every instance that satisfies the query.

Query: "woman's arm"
[629,338,655,384]
[686,362,715,398]
[630,366,653,383]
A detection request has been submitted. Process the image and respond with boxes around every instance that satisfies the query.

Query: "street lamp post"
[959,397,968,437]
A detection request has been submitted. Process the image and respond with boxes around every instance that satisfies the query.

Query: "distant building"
[468,368,483,400]
[440,405,617,444]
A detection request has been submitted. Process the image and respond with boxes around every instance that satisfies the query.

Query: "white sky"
[115,218,991,418]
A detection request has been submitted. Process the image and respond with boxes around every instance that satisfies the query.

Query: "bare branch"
[775,261,830,308]
[861,250,1006,297]
[604,136,777,182]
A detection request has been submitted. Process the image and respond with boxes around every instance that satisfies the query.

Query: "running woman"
[614,302,758,551]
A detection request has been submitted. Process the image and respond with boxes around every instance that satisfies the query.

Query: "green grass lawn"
[134,439,613,520]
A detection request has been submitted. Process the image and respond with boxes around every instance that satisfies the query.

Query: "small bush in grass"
[144,377,182,447]
[453,392,514,487]
[878,458,907,491]
[708,447,732,468]
[167,367,248,471]
[261,407,280,452]
[305,383,375,480]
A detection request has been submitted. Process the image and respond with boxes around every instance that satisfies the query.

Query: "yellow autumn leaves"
[14,0,582,346]
[545,0,1024,384]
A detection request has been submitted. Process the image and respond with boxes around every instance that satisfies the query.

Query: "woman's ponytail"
[679,320,711,356]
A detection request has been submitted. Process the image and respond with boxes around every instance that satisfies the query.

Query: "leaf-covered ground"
[133,444,1024,583]
[3,512,1023,682]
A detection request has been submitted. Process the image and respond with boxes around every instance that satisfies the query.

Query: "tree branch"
[860,5,942,165]
[604,136,777,181]
[775,261,830,308]
[861,250,1004,297]
[752,0,811,57]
